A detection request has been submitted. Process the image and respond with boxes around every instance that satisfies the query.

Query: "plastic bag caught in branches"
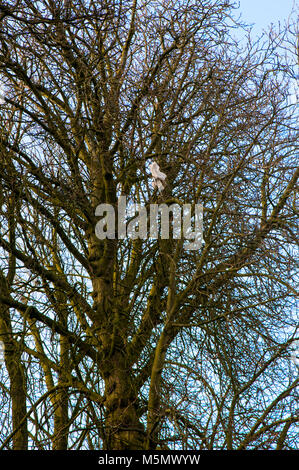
[149,161,167,192]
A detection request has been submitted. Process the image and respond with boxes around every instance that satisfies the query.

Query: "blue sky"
[237,0,297,34]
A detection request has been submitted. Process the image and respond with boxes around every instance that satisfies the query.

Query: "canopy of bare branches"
[0,0,298,450]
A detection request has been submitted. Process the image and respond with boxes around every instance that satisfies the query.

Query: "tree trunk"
[0,306,28,449]
[103,352,145,450]
[53,335,69,450]
[5,344,28,450]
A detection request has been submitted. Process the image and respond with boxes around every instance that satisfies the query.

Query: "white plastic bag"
[149,161,167,192]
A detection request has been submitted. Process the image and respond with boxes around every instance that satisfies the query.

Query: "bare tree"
[0,0,298,450]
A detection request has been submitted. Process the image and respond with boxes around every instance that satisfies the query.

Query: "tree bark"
[0,288,28,449]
